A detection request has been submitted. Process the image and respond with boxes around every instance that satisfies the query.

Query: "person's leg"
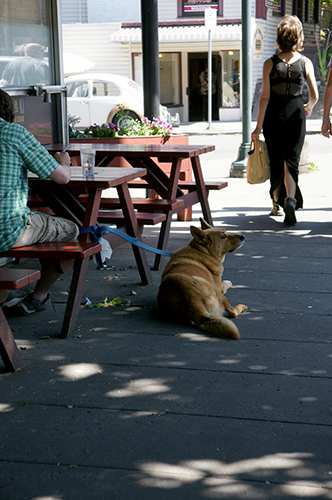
[283,161,297,225]
[284,161,296,198]
[4,212,78,313]
[32,258,74,304]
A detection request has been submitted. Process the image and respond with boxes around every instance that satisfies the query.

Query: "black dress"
[263,54,307,209]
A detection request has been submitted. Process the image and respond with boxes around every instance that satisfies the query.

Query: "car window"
[93,81,121,97]
[67,81,89,97]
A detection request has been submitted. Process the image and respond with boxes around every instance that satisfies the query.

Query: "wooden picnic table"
[46,143,219,269]
[29,166,152,283]
[27,167,154,338]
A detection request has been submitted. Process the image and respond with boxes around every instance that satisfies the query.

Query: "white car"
[65,72,179,128]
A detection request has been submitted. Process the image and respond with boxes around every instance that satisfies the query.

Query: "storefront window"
[0,0,51,88]
[133,52,182,107]
[221,50,240,108]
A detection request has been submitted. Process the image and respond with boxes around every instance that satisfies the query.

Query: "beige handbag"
[247,139,270,184]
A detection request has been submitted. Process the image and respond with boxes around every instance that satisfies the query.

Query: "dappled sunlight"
[42,355,66,362]
[217,358,241,365]
[107,378,171,398]
[137,453,332,497]
[302,233,332,240]
[58,363,103,381]
[178,332,220,342]
[32,497,64,500]
[0,403,14,412]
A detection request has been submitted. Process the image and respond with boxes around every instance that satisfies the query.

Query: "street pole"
[230,0,251,178]
[208,28,212,129]
[141,0,160,120]
[205,8,216,130]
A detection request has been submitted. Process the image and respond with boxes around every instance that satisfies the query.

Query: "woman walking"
[252,15,318,225]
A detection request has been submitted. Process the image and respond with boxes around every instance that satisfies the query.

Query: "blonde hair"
[276,15,304,52]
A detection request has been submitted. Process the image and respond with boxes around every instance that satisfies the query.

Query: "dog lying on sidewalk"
[156,219,247,340]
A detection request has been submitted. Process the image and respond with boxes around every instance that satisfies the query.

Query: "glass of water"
[80,148,96,178]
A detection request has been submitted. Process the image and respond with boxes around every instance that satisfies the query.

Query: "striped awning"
[109,24,241,43]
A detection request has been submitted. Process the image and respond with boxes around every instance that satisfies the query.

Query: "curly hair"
[276,15,304,53]
[0,89,15,123]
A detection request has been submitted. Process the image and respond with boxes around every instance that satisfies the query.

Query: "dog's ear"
[190,225,211,245]
[200,218,213,230]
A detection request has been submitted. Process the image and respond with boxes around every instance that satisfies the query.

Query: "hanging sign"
[265,0,282,13]
[253,26,264,61]
[184,0,218,13]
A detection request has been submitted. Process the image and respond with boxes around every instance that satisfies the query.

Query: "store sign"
[253,26,264,61]
[205,8,217,29]
[265,0,282,13]
[184,0,218,13]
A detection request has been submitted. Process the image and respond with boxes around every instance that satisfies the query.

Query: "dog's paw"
[237,304,248,314]
[222,280,232,291]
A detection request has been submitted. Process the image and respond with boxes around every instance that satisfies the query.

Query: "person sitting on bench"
[0,89,79,315]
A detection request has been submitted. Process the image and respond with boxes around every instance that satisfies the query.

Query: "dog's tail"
[194,315,240,340]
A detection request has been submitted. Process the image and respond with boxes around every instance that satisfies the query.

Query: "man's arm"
[48,152,71,184]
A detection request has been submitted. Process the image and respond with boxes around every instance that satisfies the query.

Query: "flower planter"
[70,134,192,221]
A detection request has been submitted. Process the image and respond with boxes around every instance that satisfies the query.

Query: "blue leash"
[80,225,172,269]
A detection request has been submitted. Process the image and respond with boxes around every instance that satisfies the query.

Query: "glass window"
[0,0,52,88]
[133,52,182,107]
[66,81,89,97]
[93,81,121,97]
[221,50,240,108]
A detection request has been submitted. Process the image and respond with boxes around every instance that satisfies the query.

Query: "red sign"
[184,0,218,12]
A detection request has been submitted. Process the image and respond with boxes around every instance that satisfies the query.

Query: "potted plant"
[69,109,192,220]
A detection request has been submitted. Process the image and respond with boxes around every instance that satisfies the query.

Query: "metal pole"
[207,29,212,129]
[140,0,160,120]
[230,0,252,177]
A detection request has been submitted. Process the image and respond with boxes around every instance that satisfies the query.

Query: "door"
[188,53,220,121]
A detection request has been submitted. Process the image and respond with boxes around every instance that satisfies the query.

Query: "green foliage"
[314,30,331,84]
[69,106,173,139]
[84,296,131,308]
[84,122,118,138]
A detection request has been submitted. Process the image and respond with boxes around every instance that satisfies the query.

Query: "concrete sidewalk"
[1,130,332,500]
[175,118,323,135]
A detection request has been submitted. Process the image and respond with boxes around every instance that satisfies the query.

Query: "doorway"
[188,52,220,121]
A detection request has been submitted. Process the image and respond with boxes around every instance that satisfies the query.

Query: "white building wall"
[62,23,132,77]
[87,0,140,23]
[158,0,177,21]
[61,0,88,23]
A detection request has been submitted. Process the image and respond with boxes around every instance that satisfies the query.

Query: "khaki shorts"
[13,212,79,248]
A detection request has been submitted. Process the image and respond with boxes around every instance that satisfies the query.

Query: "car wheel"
[112,110,140,128]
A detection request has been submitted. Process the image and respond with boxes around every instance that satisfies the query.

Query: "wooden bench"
[0,242,102,339]
[96,211,166,226]
[77,195,184,213]
[0,268,41,372]
[128,179,228,192]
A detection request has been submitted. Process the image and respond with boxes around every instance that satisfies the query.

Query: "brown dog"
[156,219,247,340]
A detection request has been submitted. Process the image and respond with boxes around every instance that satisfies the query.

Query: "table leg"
[191,156,213,225]
[59,189,104,337]
[0,309,24,371]
[152,157,183,270]
[59,258,90,338]
[116,183,152,285]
